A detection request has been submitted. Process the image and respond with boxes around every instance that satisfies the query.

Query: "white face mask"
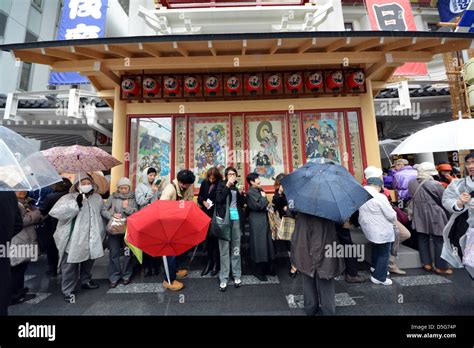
[80,184,93,194]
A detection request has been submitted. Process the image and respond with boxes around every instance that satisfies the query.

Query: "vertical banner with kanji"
[49,0,109,85]
[364,0,427,76]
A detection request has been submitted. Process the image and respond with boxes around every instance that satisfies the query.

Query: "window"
[344,22,354,31]
[0,11,7,38]
[24,30,38,43]
[19,62,33,91]
[18,30,38,91]
[118,0,130,15]
[31,0,43,12]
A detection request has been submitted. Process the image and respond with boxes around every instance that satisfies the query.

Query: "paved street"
[8,235,474,316]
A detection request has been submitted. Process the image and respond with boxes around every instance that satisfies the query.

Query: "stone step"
[350,227,423,269]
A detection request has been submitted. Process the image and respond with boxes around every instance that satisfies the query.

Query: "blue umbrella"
[280,161,371,224]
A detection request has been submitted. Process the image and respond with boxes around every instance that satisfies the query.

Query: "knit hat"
[415,162,438,176]
[437,163,452,172]
[364,166,383,179]
[117,177,131,188]
[147,167,157,175]
[367,177,383,187]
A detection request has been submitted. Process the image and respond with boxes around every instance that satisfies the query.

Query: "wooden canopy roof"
[2,31,473,105]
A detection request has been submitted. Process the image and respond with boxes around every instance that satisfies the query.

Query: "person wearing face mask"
[49,174,105,303]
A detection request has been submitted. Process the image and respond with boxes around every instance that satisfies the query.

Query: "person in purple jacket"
[393,159,418,205]
[383,165,397,189]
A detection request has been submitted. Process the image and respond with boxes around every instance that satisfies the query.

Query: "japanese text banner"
[49,0,109,85]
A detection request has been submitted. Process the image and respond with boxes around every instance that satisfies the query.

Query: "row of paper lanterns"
[121,69,366,99]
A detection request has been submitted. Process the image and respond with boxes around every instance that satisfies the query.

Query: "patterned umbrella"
[41,145,121,173]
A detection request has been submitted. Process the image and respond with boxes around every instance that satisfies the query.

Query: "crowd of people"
[1,153,473,317]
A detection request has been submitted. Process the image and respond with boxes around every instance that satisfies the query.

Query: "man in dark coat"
[0,190,23,316]
[246,173,275,281]
[291,213,345,316]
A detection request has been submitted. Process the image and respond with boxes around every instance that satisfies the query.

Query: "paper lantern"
[266,74,282,94]
[184,76,200,96]
[163,76,180,97]
[346,70,365,91]
[305,72,323,92]
[286,73,303,94]
[226,75,241,95]
[246,74,262,95]
[204,76,221,95]
[325,71,344,92]
[143,77,160,97]
[121,78,139,97]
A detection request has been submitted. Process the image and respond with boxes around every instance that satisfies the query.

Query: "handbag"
[277,216,296,241]
[106,217,126,235]
[393,205,409,225]
[267,205,281,240]
[210,195,231,241]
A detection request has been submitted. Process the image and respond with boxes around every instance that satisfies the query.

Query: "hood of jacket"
[141,168,154,188]
[70,173,99,194]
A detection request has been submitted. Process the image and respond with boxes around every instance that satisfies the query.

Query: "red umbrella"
[126,200,211,257]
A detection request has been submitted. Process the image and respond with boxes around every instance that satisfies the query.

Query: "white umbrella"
[390,118,474,155]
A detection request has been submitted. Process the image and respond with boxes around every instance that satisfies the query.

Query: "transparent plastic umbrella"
[0,126,63,191]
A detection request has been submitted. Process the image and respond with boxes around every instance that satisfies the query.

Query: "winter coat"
[101,191,138,223]
[135,169,160,209]
[215,180,246,234]
[10,200,41,267]
[358,185,396,244]
[49,177,105,265]
[408,178,448,236]
[197,179,219,218]
[441,177,474,276]
[0,191,23,247]
[291,213,345,279]
[393,166,418,200]
[160,179,194,201]
[246,186,274,263]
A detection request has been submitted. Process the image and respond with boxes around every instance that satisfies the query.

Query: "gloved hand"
[76,194,84,208]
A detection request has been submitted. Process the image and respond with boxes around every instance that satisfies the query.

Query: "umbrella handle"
[162,256,171,284]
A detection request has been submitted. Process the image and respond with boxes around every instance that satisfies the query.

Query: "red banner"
[365,0,427,76]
